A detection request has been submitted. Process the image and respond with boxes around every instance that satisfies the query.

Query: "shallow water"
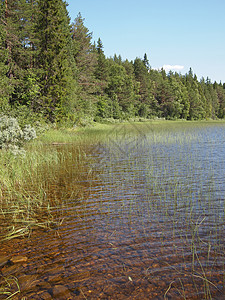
[1,122,225,299]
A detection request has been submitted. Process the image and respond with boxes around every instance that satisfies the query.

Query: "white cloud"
[162,65,184,72]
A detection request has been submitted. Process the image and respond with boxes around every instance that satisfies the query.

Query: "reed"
[0,275,20,299]
[0,128,92,241]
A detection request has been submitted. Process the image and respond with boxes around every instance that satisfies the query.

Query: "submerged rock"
[10,256,28,263]
[52,285,72,300]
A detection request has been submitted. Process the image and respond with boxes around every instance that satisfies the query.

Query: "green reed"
[0,128,94,241]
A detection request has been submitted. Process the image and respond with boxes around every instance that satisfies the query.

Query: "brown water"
[0,122,225,299]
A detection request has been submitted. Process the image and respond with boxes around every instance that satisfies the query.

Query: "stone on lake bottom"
[52,285,72,300]
[10,256,28,264]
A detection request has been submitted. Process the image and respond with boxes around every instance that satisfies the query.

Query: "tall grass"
[0,128,93,241]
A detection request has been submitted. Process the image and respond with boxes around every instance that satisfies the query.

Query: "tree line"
[1,0,225,123]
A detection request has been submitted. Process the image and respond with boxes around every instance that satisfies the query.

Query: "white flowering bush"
[0,115,36,153]
[22,124,37,141]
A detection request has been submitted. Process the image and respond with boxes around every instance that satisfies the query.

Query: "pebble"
[52,285,72,300]
[10,256,28,264]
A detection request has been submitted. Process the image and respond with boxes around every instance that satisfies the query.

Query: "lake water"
[0,122,225,299]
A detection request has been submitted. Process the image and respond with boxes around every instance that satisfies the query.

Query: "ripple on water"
[0,123,225,299]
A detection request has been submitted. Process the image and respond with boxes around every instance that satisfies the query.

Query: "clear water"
[1,122,225,299]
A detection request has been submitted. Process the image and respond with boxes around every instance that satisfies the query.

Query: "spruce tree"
[35,0,75,121]
[0,1,11,108]
[0,0,39,107]
[0,0,20,103]
[12,0,39,106]
[95,38,109,91]
[143,53,150,70]
[216,83,225,118]
[71,13,97,114]
[133,58,155,113]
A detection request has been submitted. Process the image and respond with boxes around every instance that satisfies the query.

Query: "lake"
[0,121,225,299]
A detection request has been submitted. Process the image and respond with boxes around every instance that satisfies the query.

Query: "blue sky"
[66,0,225,83]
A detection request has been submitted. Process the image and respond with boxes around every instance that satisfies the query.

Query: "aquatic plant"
[0,127,95,241]
[0,275,20,299]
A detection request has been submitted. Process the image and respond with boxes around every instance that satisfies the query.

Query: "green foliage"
[215,83,225,118]
[35,0,76,121]
[0,0,37,105]
[106,61,135,109]
[3,105,48,135]
[111,96,122,119]
[0,1,13,104]
[0,1,224,123]
[95,38,109,89]
[96,96,112,119]
[138,103,149,118]
[71,13,97,109]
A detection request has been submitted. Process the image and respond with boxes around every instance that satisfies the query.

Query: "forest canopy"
[1,0,225,123]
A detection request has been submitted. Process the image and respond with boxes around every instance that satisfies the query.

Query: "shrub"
[1,105,49,135]
[0,115,36,153]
